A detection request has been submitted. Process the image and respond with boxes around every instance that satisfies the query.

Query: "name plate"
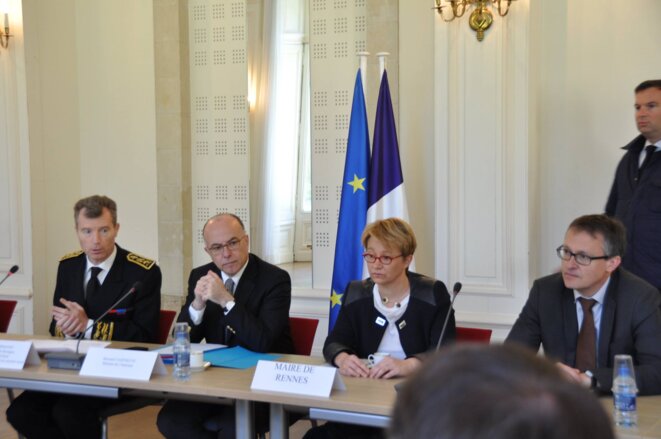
[251,360,346,398]
[0,341,40,370]
[79,347,166,381]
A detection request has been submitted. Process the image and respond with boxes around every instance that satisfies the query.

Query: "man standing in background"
[606,80,661,291]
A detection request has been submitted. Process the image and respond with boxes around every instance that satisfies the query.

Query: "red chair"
[0,299,17,333]
[456,326,492,344]
[157,309,177,344]
[289,316,319,356]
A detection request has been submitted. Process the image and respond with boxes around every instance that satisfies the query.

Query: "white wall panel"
[309,0,366,289]
[435,1,531,329]
[189,0,250,265]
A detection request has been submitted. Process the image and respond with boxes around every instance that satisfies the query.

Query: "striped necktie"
[224,278,235,295]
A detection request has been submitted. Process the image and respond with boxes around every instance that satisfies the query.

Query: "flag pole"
[357,51,369,102]
[376,51,389,78]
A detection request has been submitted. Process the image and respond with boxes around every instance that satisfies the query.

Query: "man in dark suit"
[507,214,661,395]
[605,80,661,291]
[6,195,162,438]
[157,213,294,439]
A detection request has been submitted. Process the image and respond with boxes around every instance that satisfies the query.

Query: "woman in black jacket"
[304,217,455,439]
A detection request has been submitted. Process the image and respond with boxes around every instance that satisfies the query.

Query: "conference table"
[0,336,397,439]
[0,335,659,439]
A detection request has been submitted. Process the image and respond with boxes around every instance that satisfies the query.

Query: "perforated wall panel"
[189,0,250,266]
[310,0,366,288]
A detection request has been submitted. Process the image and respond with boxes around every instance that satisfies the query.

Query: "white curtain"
[249,0,283,261]
[250,0,307,264]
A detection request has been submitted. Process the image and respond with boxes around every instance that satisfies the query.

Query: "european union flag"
[329,69,370,330]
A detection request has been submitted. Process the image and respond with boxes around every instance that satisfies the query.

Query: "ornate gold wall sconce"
[434,0,514,42]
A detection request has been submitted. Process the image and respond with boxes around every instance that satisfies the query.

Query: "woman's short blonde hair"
[361,217,417,256]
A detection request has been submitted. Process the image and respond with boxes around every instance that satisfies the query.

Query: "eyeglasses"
[556,245,610,266]
[207,236,246,255]
[362,253,403,265]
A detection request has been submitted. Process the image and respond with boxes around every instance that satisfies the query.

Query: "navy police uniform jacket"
[49,245,161,343]
[606,134,661,288]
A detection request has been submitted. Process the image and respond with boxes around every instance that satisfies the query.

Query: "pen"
[224,325,235,343]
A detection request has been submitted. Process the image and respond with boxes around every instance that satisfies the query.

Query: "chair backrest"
[157,310,177,344]
[456,326,492,344]
[0,300,17,333]
[289,316,319,356]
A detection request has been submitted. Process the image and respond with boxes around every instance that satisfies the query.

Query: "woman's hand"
[369,357,421,379]
[335,352,370,378]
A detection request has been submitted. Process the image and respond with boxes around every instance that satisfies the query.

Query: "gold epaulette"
[93,321,114,341]
[127,252,156,270]
[54,327,65,338]
[59,250,83,261]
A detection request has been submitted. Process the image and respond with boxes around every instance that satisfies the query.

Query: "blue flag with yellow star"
[329,69,370,330]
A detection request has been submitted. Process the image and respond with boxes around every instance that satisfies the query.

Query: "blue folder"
[204,346,280,369]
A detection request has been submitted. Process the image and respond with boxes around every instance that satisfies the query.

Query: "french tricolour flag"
[367,69,411,230]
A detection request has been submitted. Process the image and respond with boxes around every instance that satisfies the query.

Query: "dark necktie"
[576,298,597,372]
[637,145,657,179]
[85,267,102,304]
[224,278,235,295]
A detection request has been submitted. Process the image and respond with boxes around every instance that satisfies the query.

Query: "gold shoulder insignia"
[60,250,83,261]
[54,327,65,338]
[93,321,114,341]
[127,253,156,270]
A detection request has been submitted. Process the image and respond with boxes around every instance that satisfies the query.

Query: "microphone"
[395,282,462,395]
[0,265,19,287]
[45,281,142,370]
[436,282,462,351]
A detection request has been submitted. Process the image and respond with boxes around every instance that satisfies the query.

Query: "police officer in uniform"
[6,195,161,439]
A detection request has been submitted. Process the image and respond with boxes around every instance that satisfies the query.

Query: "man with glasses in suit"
[157,213,294,439]
[507,214,661,395]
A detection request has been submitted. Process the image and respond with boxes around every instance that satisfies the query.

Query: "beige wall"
[399,1,435,277]
[154,0,191,304]
[75,1,158,256]
[25,0,82,335]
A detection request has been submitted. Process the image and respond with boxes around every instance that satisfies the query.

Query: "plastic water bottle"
[173,322,191,381]
[612,354,638,427]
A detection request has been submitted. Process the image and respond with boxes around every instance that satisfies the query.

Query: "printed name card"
[251,360,346,398]
[0,341,41,370]
[79,347,166,381]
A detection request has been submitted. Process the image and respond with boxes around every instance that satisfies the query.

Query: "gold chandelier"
[434,0,514,42]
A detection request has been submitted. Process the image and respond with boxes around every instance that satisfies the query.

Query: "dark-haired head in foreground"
[389,344,614,439]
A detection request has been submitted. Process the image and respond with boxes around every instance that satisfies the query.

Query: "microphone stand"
[436,282,462,351]
[395,281,463,393]
[45,282,141,370]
